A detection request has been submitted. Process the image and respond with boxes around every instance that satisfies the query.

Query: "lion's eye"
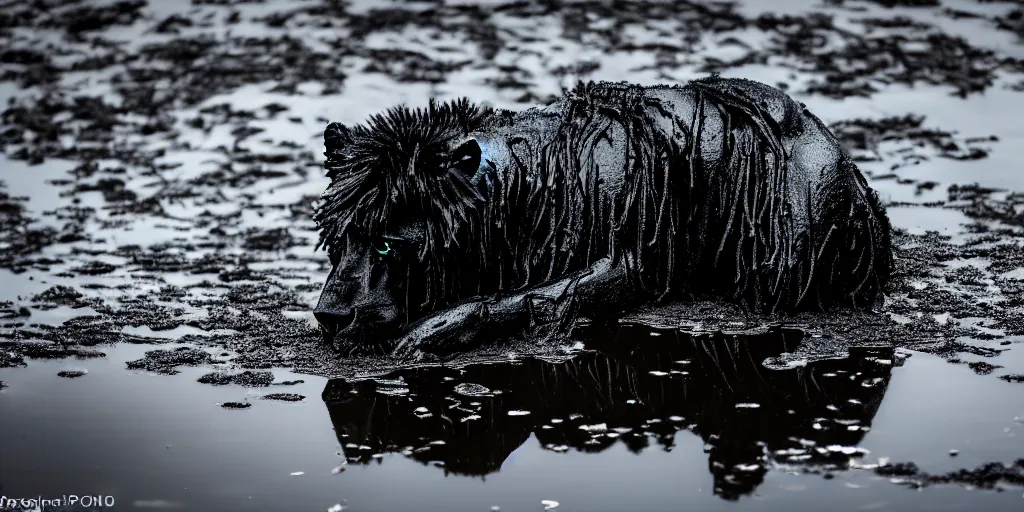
[371,239,392,256]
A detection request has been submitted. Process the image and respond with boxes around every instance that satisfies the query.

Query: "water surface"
[2,0,1024,510]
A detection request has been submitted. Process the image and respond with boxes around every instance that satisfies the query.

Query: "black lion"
[313,77,892,358]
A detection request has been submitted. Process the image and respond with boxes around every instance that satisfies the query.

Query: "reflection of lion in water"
[313,76,893,357]
[323,328,894,499]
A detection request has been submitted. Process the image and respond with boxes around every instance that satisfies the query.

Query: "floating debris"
[454,382,492,396]
[262,393,305,402]
[967,361,1003,375]
[126,347,213,376]
[508,410,530,416]
[198,370,273,387]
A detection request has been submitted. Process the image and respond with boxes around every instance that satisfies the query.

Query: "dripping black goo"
[312,76,893,358]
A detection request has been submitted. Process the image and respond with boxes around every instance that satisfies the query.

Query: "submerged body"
[314,77,892,357]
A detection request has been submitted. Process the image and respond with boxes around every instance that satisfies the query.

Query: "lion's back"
[613,78,889,310]
[499,78,890,311]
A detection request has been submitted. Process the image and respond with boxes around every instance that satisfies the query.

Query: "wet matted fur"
[314,76,893,358]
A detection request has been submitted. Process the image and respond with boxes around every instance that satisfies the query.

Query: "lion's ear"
[451,138,482,177]
[324,122,351,156]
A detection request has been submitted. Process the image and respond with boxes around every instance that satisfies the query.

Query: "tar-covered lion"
[313,76,893,358]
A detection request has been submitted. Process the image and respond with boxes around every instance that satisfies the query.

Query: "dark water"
[2,0,1024,510]
[2,328,1022,511]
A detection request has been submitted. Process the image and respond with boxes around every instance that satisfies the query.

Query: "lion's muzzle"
[313,307,354,338]
[315,302,402,352]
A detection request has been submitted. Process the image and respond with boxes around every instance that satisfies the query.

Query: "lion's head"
[313,99,507,353]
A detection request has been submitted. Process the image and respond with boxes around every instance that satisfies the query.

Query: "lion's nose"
[314,308,355,335]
